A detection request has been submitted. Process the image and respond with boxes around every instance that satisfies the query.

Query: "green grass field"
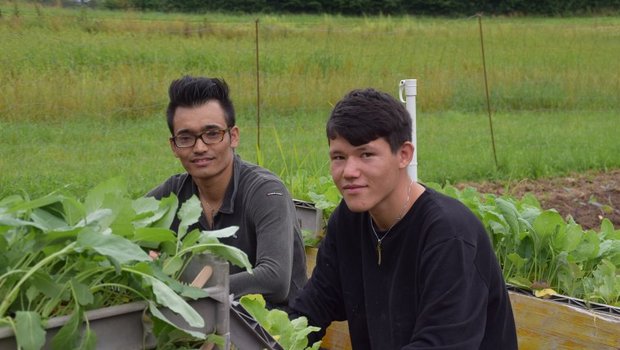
[1,3,619,200]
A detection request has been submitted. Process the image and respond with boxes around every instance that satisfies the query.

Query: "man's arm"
[228,180,297,304]
[403,233,515,350]
[289,210,347,342]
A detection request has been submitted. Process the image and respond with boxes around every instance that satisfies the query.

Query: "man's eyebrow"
[202,124,225,131]
[176,124,221,134]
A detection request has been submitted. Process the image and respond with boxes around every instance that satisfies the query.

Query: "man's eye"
[205,131,222,139]
[177,135,194,142]
[361,153,372,158]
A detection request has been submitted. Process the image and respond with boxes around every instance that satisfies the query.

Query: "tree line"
[39,0,620,16]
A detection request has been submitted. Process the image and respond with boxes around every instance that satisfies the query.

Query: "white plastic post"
[399,79,417,182]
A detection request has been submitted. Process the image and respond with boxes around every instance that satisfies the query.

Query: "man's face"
[170,100,239,181]
[329,135,405,213]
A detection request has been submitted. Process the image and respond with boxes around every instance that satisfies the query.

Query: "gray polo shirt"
[148,154,307,306]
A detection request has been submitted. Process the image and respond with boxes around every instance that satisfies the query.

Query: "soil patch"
[456,169,620,230]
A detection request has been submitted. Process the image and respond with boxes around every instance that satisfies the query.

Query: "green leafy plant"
[239,294,322,350]
[0,177,251,349]
[431,183,620,306]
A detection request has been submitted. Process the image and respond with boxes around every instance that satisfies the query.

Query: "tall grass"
[1,3,619,200]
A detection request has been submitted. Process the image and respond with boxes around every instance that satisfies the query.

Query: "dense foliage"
[433,184,620,306]
[50,0,620,16]
[0,178,251,349]
[240,294,322,350]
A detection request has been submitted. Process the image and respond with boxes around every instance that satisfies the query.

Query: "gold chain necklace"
[199,193,222,226]
[369,179,414,266]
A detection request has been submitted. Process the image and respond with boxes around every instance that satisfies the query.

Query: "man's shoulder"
[236,157,286,189]
[327,200,362,229]
[146,173,193,199]
[418,186,470,215]
[416,186,487,245]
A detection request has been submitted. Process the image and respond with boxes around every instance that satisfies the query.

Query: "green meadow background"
[1,3,619,201]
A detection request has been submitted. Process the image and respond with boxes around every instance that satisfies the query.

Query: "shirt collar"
[218,154,240,214]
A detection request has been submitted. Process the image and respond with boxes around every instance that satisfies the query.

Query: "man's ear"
[398,142,414,169]
[229,126,240,148]
[169,138,180,158]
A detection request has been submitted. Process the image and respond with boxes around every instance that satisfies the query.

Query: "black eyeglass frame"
[170,128,231,148]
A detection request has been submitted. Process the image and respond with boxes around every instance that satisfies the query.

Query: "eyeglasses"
[170,128,230,148]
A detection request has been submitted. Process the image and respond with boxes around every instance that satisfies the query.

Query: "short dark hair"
[326,88,411,153]
[166,76,236,134]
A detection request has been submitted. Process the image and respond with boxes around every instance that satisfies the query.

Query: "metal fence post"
[399,79,418,182]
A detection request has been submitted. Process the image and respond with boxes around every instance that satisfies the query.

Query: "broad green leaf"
[533,210,565,239]
[148,302,206,340]
[0,194,25,208]
[75,209,113,228]
[199,226,240,240]
[107,197,137,238]
[149,277,204,328]
[0,215,47,231]
[604,243,620,267]
[589,260,618,303]
[520,193,542,209]
[483,210,508,235]
[520,207,542,226]
[71,279,94,306]
[15,311,46,350]
[84,177,127,215]
[239,294,271,328]
[598,239,620,260]
[38,227,82,246]
[8,193,64,214]
[26,285,39,304]
[506,253,527,270]
[132,196,177,229]
[181,229,202,250]
[197,243,252,271]
[151,195,179,230]
[496,198,520,235]
[206,333,226,347]
[51,308,82,350]
[177,196,202,241]
[147,264,209,299]
[61,197,85,227]
[599,218,620,240]
[572,230,600,262]
[562,223,585,252]
[132,227,176,245]
[31,208,69,231]
[77,328,97,350]
[133,196,160,214]
[240,294,321,350]
[30,271,65,299]
[77,228,151,264]
[162,255,185,275]
[267,308,296,348]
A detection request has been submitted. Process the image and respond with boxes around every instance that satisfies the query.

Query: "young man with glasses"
[290,88,517,349]
[148,76,307,309]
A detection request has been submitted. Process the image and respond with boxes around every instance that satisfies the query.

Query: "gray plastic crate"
[0,254,230,350]
[293,199,323,234]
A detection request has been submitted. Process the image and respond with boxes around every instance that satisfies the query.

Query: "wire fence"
[1,6,619,126]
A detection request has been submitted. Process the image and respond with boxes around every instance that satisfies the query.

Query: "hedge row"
[43,0,620,16]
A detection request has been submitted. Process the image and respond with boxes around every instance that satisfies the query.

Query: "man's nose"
[193,137,209,151]
[342,158,360,178]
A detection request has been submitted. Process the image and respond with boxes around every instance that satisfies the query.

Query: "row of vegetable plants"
[2,175,618,349]
[306,178,620,306]
[432,183,620,306]
[0,177,252,349]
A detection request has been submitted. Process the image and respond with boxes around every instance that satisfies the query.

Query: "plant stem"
[0,242,76,316]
